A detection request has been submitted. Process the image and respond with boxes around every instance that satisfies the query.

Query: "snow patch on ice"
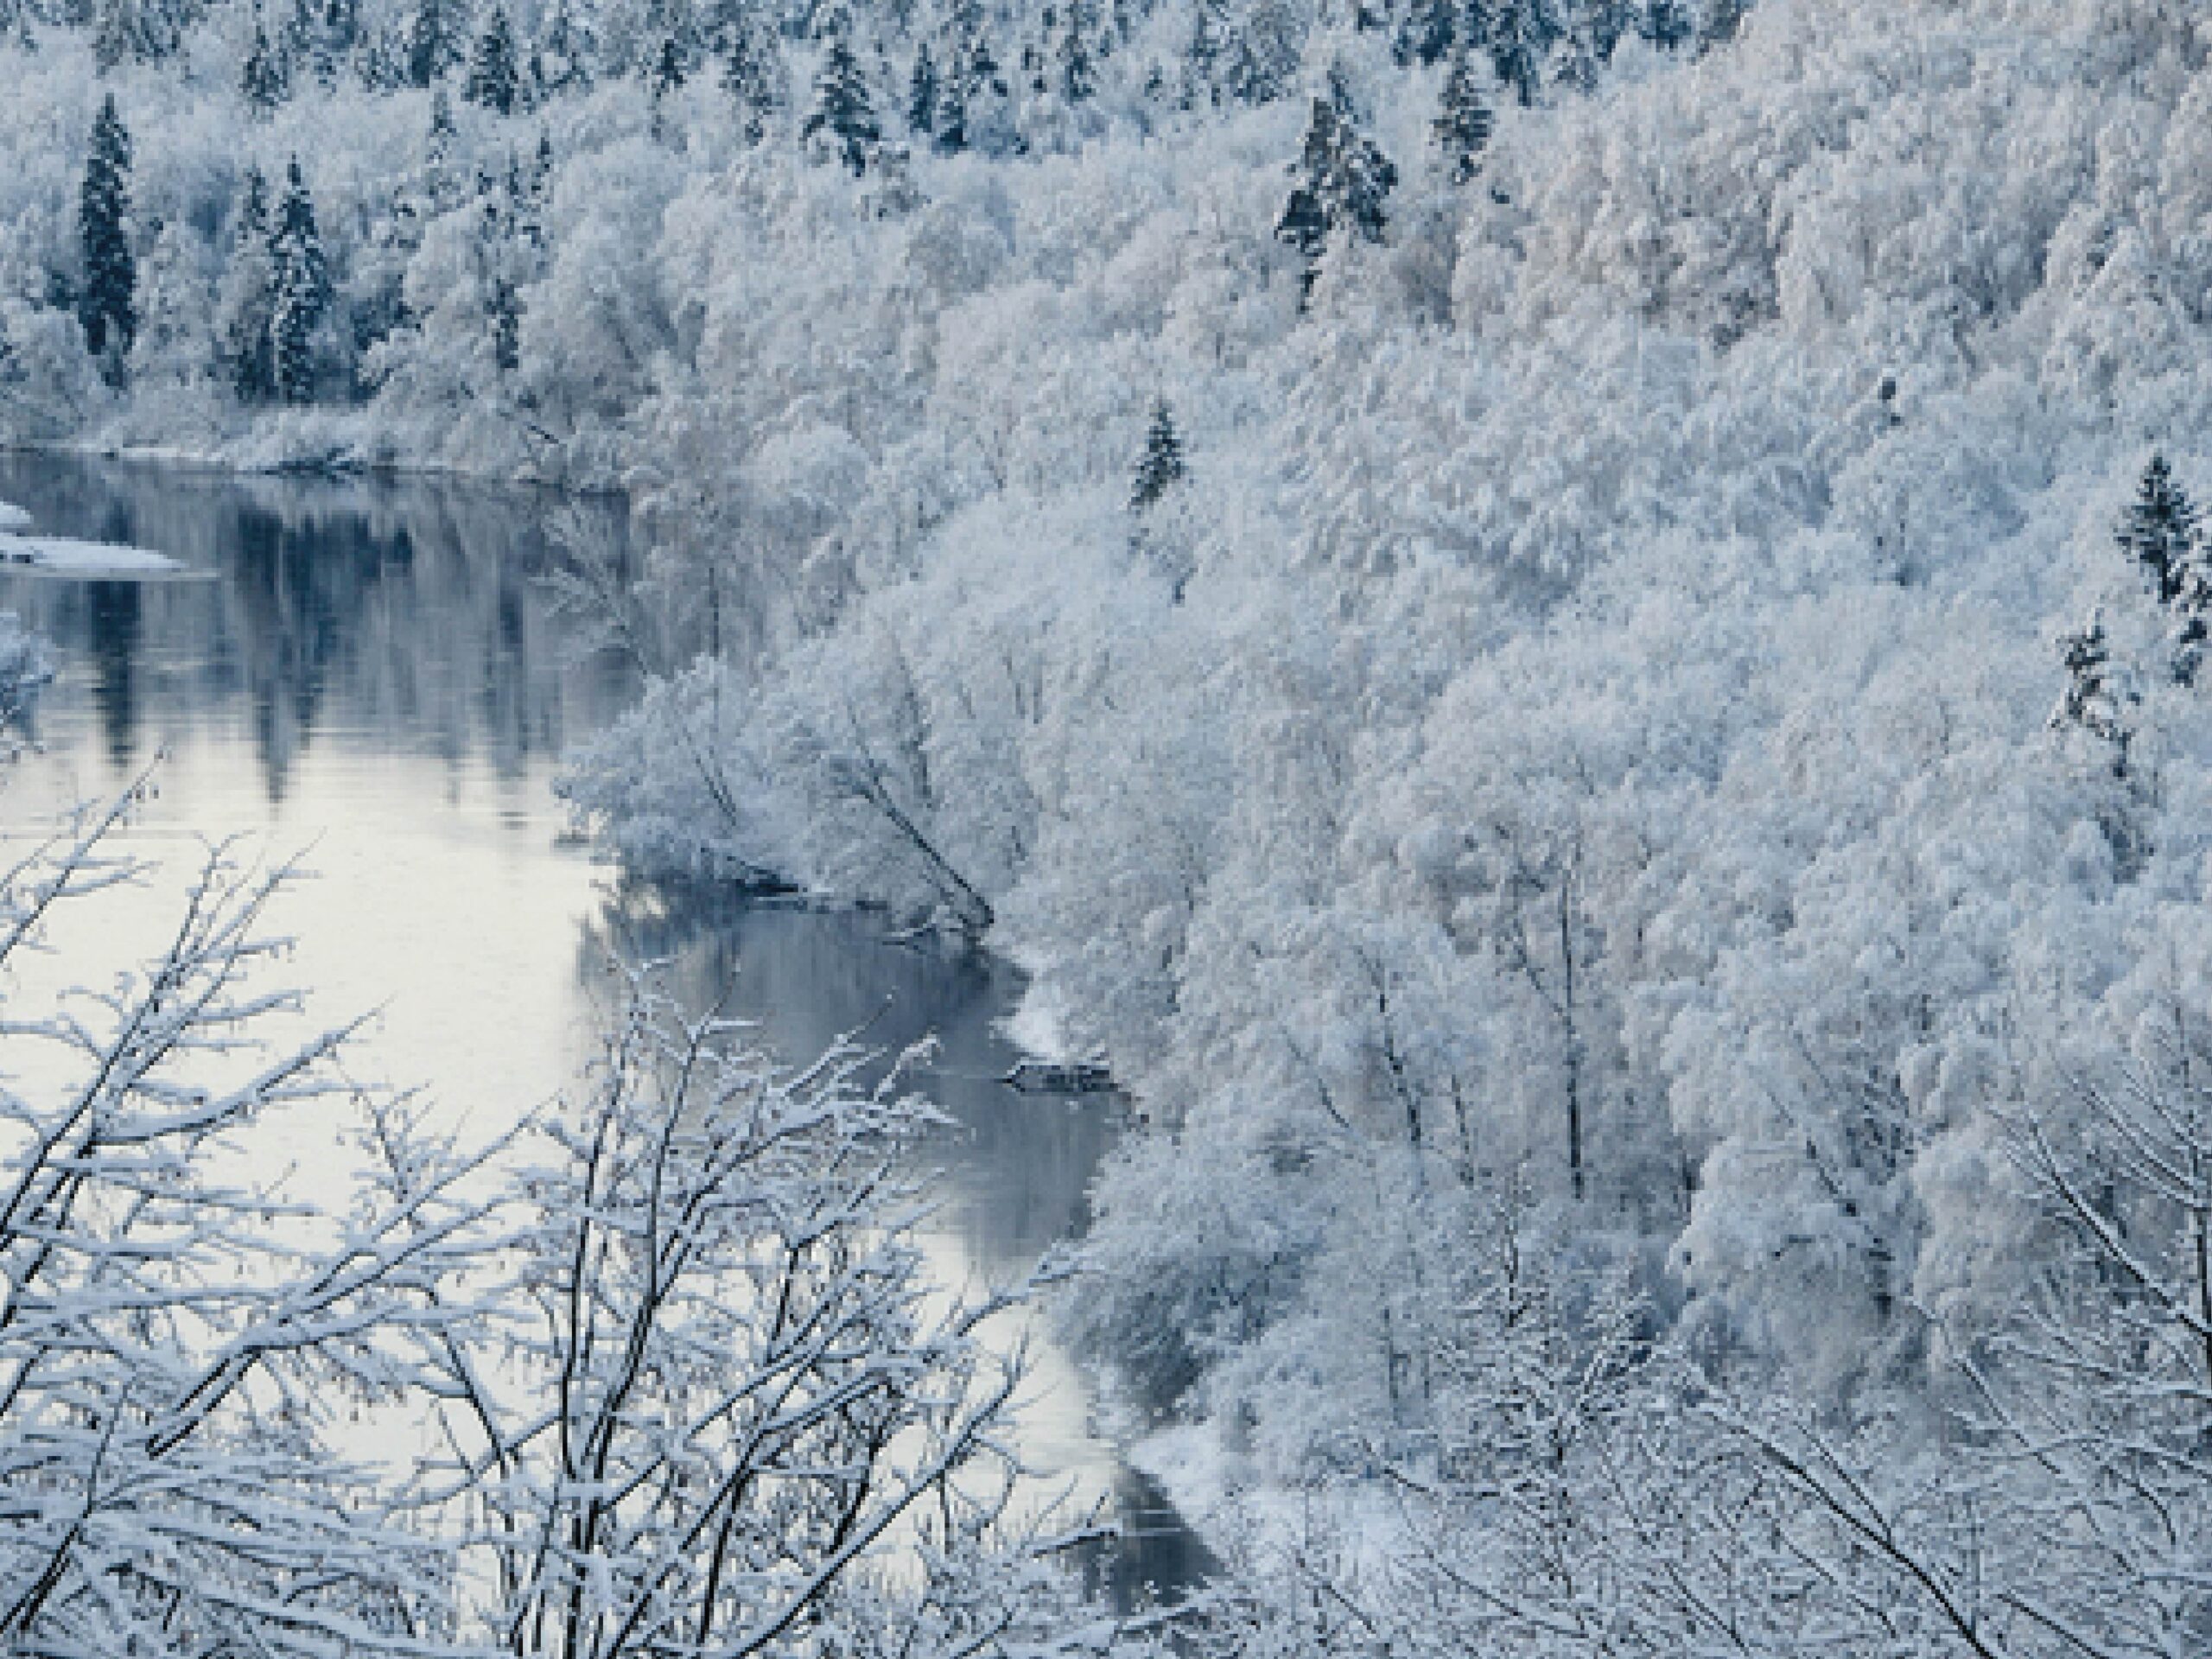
[0,533,198,578]
[996,979,1077,1062]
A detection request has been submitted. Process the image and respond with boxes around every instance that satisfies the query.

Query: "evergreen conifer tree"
[804,30,880,174]
[1276,95,1397,298]
[242,18,289,111]
[1181,0,1228,106]
[648,29,688,99]
[78,93,136,373]
[907,41,938,134]
[2051,608,2133,778]
[405,0,462,86]
[1487,0,1559,105]
[933,54,969,149]
[1392,0,1456,67]
[1058,0,1095,100]
[466,6,520,111]
[1640,0,1690,49]
[1130,398,1185,511]
[721,22,782,142]
[217,166,276,402]
[1433,42,1492,181]
[268,157,329,403]
[2119,453,2199,606]
[1697,0,1745,50]
[537,0,594,91]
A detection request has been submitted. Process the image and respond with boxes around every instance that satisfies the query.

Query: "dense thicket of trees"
[16,0,2212,1650]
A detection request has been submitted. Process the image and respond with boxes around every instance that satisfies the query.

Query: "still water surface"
[0,451,1206,1606]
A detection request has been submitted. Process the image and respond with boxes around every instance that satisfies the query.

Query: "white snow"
[0,532,195,577]
[0,500,29,533]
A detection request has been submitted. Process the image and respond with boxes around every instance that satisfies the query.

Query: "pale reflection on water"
[0,452,1207,1609]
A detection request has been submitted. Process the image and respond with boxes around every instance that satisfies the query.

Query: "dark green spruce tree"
[1130,398,1186,511]
[2119,453,2199,606]
[1276,94,1397,300]
[406,0,464,86]
[1058,0,1096,100]
[269,158,331,404]
[804,29,880,175]
[242,18,289,111]
[906,41,938,133]
[79,93,137,375]
[1640,0,1691,49]
[465,6,520,111]
[1433,42,1493,182]
[1487,0,1559,105]
[1392,0,1457,67]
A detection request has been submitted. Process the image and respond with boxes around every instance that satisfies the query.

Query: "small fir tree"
[933,54,969,149]
[1392,0,1457,67]
[906,40,938,134]
[1130,398,1186,511]
[1487,0,1559,105]
[78,93,137,372]
[1698,0,1746,50]
[405,0,462,85]
[2050,608,2133,779]
[722,23,782,143]
[242,18,288,111]
[804,31,880,175]
[466,6,520,111]
[648,29,689,99]
[1640,0,1691,49]
[268,157,330,403]
[1058,0,1096,100]
[2118,453,2199,606]
[1433,43,1493,182]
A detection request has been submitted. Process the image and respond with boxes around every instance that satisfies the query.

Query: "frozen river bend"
[0,449,1206,1607]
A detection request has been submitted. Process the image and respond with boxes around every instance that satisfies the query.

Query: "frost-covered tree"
[721,19,784,142]
[2119,451,2199,606]
[464,3,519,111]
[535,0,594,90]
[1487,0,1558,105]
[2050,607,2133,778]
[1392,0,1457,66]
[1130,397,1185,511]
[1057,0,1095,101]
[242,17,288,111]
[0,802,488,1656]
[906,39,938,132]
[804,29,881,175]
[401,967,1102,1657]
[1697,0,1745,50]
[215,166,276,402]
[1433,43,1493,182]
[405,0,466,85]
[77,93,136,375]
[1639,0,1690,49]
[269,159,330,403]
[1276,94,1397,296]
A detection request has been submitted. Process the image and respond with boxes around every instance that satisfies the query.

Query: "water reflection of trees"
[579,876,1110,1279]
[577,876,1215,1607]
[0,454,633,796]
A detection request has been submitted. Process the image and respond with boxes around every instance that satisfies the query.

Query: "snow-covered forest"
[8,0,2212,1650]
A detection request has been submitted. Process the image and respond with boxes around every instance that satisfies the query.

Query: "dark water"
[0,450,1207,1608]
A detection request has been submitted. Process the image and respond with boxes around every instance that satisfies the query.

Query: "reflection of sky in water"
[0,454,1206,1607]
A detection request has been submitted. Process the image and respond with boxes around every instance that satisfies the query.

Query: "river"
[0,449,1208,1611]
